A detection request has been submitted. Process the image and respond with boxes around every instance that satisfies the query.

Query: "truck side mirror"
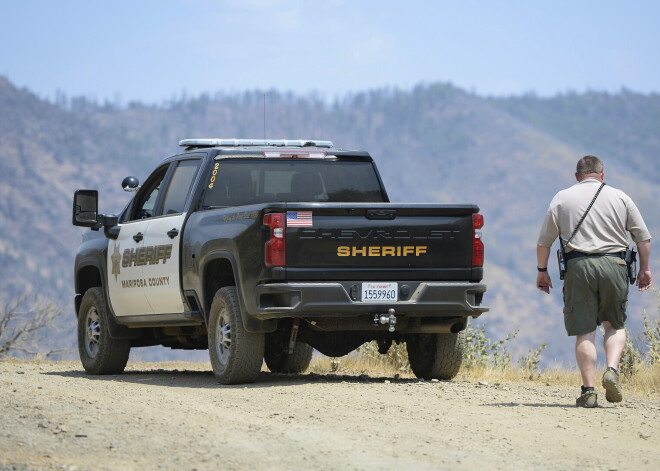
[72,190,100,228]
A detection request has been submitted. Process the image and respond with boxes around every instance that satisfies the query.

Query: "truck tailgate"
[283,203,481,282]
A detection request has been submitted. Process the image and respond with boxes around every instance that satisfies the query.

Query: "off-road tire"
[264,334,313,374]
[406,331,465,380]
[77,287,130,375]
[208,286,265,384]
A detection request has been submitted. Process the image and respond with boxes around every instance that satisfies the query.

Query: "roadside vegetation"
[0,292,71,359]
[311,290,660,398]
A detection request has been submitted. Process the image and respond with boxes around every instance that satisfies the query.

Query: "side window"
[127,165,170,222]
[161,159,201,215]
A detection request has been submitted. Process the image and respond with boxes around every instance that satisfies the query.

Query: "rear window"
[202,159,386,207]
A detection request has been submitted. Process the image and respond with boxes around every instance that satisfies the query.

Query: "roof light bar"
[179,138,333,148]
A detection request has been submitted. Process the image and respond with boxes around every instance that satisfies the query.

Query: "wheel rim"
[84,307,101,358]
[215,307,231,365]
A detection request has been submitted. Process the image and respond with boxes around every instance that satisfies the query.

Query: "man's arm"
[636,239,652,291]
[536,245,553,294]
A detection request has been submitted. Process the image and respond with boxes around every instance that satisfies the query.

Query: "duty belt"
[565,251,626,261]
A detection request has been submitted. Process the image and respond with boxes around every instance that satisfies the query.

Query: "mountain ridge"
[1,76,657,364]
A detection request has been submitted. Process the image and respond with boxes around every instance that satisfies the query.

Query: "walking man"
[536,155,652,408]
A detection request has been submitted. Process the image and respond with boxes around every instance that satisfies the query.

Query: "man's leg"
[575,330,597,387]
[602,320,626,369]
[602,320,625,402]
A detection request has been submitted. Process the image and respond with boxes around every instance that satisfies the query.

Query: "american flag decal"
[287,211,313,227]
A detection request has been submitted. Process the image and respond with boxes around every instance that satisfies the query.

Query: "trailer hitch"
[374,308,397,332]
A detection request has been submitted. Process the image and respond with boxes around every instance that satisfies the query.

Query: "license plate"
[360,282,398,302]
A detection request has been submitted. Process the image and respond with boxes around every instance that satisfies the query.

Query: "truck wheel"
[406,331,465,380]
[208,286,265,384]
[77,287,130,375]
[264,334,313,374]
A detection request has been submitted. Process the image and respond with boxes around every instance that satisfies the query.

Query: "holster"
[557,245,567,280]
[625,247,637,285]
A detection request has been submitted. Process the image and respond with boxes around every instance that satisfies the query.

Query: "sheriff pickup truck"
[72,139,488,384]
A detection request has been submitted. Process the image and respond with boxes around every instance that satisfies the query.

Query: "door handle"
[167,228,179,239]
[133,232,144,243]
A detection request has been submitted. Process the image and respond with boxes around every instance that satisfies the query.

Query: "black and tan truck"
[72,139,488,384]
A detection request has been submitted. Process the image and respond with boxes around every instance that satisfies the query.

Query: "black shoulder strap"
[560,182,606,248]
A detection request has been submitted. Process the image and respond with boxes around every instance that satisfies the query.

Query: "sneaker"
[602,367,623,403]
[576,390,598,408]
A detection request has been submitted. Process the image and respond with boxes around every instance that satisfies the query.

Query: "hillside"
[489,90,660,182]
[0,76,658,364]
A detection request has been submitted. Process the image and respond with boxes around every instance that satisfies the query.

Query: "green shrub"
[462,323,518,369]
[643,311,660,365]
[616,290,660,377]
[518,343,547,377]
[618,328,642,378]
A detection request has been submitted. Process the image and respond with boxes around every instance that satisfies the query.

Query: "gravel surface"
[1,359,658,470]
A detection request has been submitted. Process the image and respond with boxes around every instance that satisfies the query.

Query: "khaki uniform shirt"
[538,177,651,253]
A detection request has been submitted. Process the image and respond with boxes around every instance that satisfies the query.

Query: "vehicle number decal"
[208,162,219,189]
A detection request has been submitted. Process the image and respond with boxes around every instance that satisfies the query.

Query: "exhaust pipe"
[406,319,467,334]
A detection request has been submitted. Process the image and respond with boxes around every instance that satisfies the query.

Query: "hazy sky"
[2,0,658,104]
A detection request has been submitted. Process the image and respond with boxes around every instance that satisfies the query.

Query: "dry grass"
[457,362,660,398]
[619,362,660,398]
[309,352,415,378]
[308,345,660,399]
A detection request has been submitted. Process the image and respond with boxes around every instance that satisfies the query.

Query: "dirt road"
[1,359,658,471]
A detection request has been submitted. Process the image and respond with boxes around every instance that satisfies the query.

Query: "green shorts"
[562,255,629,336]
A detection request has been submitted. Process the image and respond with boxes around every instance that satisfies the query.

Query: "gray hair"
[576,155,604,177]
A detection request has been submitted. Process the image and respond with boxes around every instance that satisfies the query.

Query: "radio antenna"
[263,93,266,139]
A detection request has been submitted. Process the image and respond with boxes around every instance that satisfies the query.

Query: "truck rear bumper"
[253,281,488,319]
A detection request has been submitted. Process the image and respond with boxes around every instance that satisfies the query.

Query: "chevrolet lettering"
[298,228,459,240]
[72,138,488,385]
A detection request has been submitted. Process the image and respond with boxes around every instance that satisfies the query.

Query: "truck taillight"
[472,213,484,267]
[264,213,286,267]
